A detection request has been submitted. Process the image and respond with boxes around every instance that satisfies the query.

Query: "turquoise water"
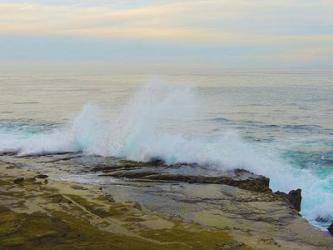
[0,71,332,229]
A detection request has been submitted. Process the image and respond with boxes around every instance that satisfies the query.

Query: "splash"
[0,80,332,229]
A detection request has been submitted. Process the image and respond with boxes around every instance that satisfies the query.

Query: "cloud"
[0,1,332,45]
[0,0,333,68]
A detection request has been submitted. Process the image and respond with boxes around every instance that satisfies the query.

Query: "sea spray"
[105,81,198,159]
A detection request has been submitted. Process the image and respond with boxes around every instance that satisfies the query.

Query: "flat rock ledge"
[92,160,302,211]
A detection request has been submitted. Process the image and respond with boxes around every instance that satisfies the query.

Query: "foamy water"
[0,72,332,229]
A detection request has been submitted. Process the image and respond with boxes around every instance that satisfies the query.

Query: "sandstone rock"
[71,185,88,190]
[13,177,24,184]
[102,171,270,192]
[288,189,302,212]
[216,240,244,249]
[275,189,302,211]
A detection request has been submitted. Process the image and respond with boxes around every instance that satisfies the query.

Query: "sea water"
[0,70,332,229]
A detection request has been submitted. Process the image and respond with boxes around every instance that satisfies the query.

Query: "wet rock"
[35,174,48,179]
[71,185,88,190]
[92,164,117,172]
[0,151,19,156]
[92,160,270,192]
[259,237,280,246]
[13,177,24,184]
[328,223,333,236]
[288,189,302,212]
[315,216,330,223]
[45,154,82,163]
[275,189,302,211]
[104,171,157,179]
[102,171,270,193]
[148,157,165,166]
[216,240,244,249]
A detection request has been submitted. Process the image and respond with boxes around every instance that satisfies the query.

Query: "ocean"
[0,70,332,229]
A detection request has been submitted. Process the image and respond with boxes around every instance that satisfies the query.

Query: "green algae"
[0,206,158,250]
[0,204,250,250]
[0,163,254,250]
[66,194,113,218]
[139,224,252,250]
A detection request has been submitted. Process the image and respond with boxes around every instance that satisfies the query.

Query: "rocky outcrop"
[328,223,333,236]
[288,189,302,211]
[104,174,333,249]
[92,159,307,213]
[92,160,307,210]
[101,171,271,192]
[93,160,271,193]
[275,189,302,211]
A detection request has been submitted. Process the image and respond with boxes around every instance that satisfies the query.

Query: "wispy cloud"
[0,0,332,67]
[1,1,332,43]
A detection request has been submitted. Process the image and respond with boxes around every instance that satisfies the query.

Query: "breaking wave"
[0,80,332,229]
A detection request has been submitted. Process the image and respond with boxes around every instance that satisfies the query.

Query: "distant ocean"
[0,71,332,229]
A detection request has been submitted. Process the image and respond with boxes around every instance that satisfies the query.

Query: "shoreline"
[0,157,333,249]
[0,161,249,250]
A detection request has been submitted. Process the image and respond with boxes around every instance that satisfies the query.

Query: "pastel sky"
[1,0,333,69]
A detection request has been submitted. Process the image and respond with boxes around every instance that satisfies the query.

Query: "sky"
[0,0,333,70]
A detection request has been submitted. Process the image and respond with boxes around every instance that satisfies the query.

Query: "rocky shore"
[0,154,332,249]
